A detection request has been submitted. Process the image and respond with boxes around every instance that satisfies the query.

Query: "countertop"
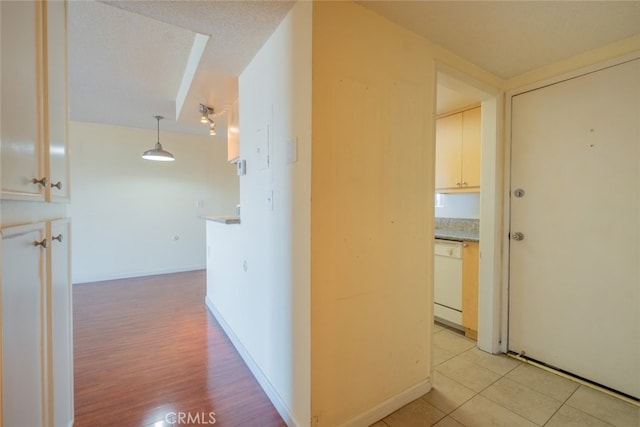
[435,229,479,242]
[203,215,241,224]
[434,218,479,242]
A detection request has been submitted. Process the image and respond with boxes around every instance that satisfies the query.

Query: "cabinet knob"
[456,182,462,186]
[52,234,63,242]
[51,181,62,190]
[461,181,468,186]
[32,177,48,187]
[33,239,48,248]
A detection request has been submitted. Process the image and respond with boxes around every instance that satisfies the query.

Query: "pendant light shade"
[142,115,175,161]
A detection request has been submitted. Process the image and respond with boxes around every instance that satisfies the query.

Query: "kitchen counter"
[435,229,479,242]
[434,217,479,242]
[203,215,241,225]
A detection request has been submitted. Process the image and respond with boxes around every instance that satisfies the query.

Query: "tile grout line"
[539,386,582,427]
[506,353,640,407]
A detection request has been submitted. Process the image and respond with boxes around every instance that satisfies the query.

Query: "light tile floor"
[371,324,639,427]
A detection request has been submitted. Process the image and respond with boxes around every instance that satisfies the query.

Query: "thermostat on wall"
[237,159,246,176]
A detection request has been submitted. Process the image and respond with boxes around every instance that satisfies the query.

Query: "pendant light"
[142,115,175,161]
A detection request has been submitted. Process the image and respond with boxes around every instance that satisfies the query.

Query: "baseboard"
[72,265,205,285]
[205,297,299,427]
[338,378,433,427]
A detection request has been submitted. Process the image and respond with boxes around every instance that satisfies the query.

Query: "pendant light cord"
[155,115,163,143]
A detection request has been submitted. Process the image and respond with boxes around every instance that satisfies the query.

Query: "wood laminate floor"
[73,270,285,427]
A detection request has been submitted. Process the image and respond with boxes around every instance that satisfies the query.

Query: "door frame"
[435,62,504,354]
[501,51,640,353]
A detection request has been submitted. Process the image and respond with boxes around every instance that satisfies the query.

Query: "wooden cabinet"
[1,219,73,427]
[461,241,479,339]
[1,0,69,202]
[435,107,481,192]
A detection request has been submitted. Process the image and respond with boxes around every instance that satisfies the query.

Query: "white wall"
[435,192,480,218]
[69,121,238,283]
[205,2,312,425]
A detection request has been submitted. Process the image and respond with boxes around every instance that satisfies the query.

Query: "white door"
[509,59,640,398]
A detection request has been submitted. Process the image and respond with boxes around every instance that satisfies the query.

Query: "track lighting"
[199,104,216,136]
[142,115,175,161]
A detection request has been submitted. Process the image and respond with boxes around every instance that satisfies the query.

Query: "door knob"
[511,232,525,241]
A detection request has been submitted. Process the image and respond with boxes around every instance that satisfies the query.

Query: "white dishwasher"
[434,239,463,327]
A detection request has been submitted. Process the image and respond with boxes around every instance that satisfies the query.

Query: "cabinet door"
[1,223,48,427]
[461,107,481,188]
[49,219,73,427]
[435,113,462,189]
[44,0,70,202]
[1,1,46,200]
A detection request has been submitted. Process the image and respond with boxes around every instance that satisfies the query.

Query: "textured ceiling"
[67,1,640,134]
[68,0,294,135]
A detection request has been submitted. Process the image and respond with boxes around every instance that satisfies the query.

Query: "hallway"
[372,324,639,426]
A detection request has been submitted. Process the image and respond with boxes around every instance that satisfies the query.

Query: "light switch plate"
[237,159,246,176]
[287,138,298,164]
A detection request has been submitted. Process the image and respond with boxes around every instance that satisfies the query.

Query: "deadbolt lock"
[514,188,525,198]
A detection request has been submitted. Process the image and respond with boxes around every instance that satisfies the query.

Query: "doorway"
[435,68,502,352]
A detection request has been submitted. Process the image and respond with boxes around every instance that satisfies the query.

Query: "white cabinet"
[50,219,74,427]
[435,107,481,192]
[1,0,69,202]
[45,0,70,202]
[1,223,48,427]
[1,219,73,427]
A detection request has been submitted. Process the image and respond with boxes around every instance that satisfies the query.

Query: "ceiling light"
[142,115,175,162]
[199,104,218,136]
[199,104,213,123]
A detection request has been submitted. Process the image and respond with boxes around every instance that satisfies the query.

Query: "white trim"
[508,51,640,98]
[501,52,640,352]
[205,297,299,427]
[71,265,205,285]
[338,379,432,427]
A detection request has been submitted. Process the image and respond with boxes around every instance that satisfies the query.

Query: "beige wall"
[310,2,436,425]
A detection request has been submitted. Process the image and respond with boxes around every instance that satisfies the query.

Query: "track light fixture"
[199,104,213,123]
[199,103,216,136]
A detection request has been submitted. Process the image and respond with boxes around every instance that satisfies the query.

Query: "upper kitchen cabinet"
[1,0,70,202]
[435,106,481,192]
